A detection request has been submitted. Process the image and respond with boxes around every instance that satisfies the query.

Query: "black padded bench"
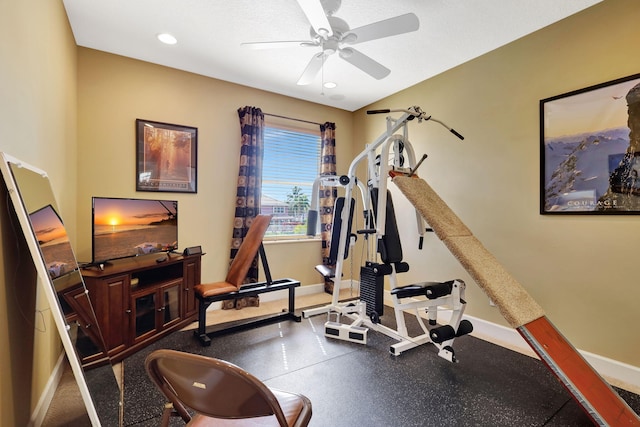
[193,215,301,346]
[315,264,335,279]
[194,276,301,346]
[391,280,455,300]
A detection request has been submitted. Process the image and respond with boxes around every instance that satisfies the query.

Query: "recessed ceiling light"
[323,82,337,89]
[157,33,177,45]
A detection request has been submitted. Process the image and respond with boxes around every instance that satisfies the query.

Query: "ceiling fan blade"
[296,0,333,37]
[345,13,419,45]
[297,52,326,85]
[241,40,313,49]
[339,48,390,80]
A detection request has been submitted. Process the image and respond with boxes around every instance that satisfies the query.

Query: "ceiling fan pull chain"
[321,58,325,95]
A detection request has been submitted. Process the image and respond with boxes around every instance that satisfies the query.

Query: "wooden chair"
[145,349,312,426]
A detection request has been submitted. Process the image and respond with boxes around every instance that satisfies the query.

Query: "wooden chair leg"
[160,402,176,427]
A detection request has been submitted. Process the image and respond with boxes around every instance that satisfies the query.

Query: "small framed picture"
[136,119,197,193]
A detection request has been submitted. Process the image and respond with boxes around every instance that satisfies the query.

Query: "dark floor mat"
[121,311,640,426]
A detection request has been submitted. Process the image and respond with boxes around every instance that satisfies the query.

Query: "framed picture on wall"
[540,73,640,214]
[136,119,197,193]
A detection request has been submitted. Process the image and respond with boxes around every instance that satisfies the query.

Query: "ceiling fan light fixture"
[255,1,419,85]
[338,47,353,58]
[157,33,177,45]
[342,33,357,44]
[317,28,330,38]
[323,81,337,89]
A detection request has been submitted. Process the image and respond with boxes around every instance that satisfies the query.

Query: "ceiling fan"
[241,0,420,85]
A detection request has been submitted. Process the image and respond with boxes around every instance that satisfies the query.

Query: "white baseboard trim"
[463,312,640,394]
[260,281,355,301]
[204,285,640,393]
[382,290,640,394]
[204,281,340,312]
[31,352,66,427]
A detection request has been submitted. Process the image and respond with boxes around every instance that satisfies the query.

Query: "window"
[262,120,321,238]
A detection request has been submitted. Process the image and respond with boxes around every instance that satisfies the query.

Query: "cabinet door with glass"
[131,278,182,344]
[159,279,181,329]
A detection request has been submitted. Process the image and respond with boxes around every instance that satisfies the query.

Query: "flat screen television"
[92,197,178,264]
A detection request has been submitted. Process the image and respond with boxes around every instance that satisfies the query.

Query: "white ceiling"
[62,0,601,112]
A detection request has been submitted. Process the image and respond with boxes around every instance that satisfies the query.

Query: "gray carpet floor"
[119,311,640,426]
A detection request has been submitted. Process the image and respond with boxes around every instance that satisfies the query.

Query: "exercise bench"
[193,215,301,346]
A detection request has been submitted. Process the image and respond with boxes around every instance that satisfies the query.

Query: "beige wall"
[357,0,640,366]
[2,0,640,424]
[75,48,355,287]
[0,0,77,425]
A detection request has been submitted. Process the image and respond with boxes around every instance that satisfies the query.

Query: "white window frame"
[262,118,321,240]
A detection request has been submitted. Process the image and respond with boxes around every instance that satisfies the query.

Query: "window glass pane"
[262,125,320,237]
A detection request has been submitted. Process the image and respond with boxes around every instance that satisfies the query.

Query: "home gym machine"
[304,106,640,425]
[303,106,471,362]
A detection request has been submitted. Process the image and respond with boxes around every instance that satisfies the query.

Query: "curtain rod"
[264,112,323,126]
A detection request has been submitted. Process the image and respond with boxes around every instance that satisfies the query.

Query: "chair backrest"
[145,349,289,424]
[225,214,272,288]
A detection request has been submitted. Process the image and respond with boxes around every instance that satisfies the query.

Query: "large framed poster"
[540,73,640,214]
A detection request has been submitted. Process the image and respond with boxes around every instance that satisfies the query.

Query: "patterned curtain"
[228,106,264,309]
[319,122,337,293]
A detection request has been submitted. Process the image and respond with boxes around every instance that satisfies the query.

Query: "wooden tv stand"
[82,253,202,363]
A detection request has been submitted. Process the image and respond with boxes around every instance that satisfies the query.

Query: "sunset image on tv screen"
[92,198,177,262]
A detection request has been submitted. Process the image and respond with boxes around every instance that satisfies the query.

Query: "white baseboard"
[260,281,355,301]
[463,312,640,394]
[31,352,66,427]
[204,281,340,311]
[381,290,640,394]
[204,284,640,394]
